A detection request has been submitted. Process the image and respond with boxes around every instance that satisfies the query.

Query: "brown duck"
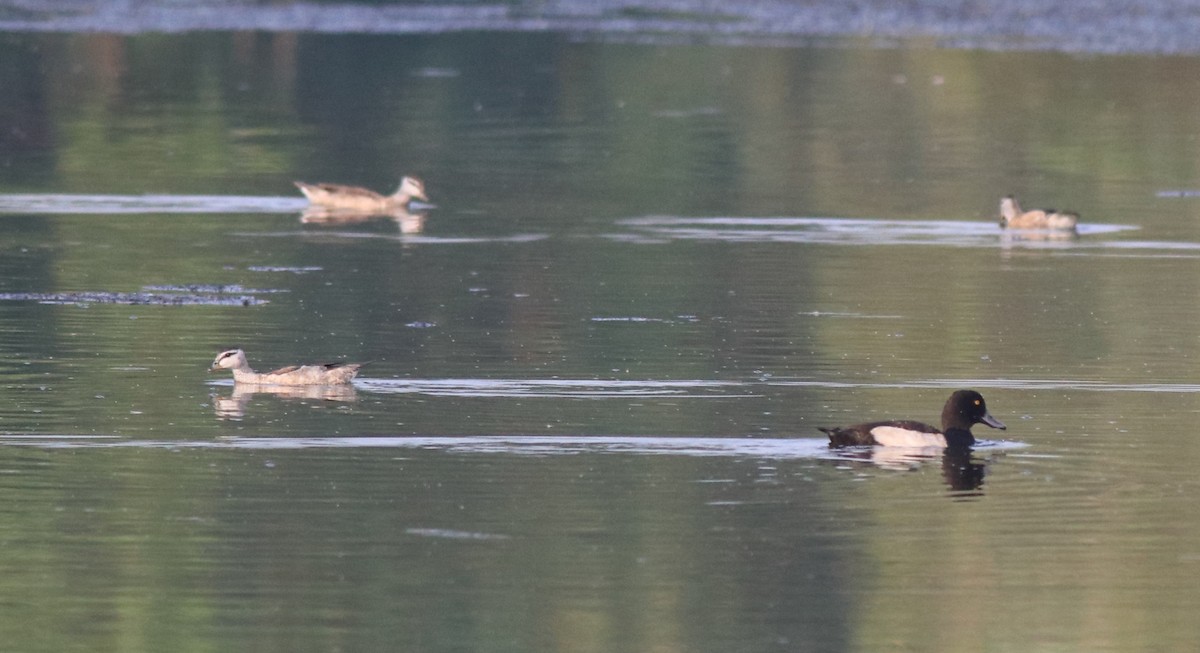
[294,176,428,212]
[999,196,1078,230]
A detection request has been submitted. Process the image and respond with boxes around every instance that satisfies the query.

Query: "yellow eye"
[974,399,981,405]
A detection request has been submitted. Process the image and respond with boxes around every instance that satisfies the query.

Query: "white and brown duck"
[294,176,429,212]
[999,196,1079,230]
[210,349,367,386]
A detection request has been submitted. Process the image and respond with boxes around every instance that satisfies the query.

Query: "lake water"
[3,16,1200,652]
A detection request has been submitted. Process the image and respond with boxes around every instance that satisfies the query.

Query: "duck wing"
[310,183,384,199]
[321,360,371,371]
[820,420,940,447]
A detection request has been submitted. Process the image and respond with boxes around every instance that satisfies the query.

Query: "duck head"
[211,349,248,372]
[999,196,1019,224]
[398,176,429,202]
[944,389,1006,431]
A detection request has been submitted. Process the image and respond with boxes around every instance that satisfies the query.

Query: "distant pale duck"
[999,196,1079,230]
[820,390,1006,448]
[294,176,428,212]
[210,349,367,386]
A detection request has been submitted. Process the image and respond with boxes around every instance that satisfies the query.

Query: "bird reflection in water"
[212,383,358,419]
[299,206,428,234]
[832,445,991,495]
[940,447,988,496]
[998,227,1078,249]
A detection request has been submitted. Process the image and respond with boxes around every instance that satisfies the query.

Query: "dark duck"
[820,390,1006,448]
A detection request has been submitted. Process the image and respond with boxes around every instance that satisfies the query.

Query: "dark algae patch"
[0,290,269,306]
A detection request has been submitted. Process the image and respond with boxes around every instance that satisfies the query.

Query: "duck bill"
[981,412,1006,430]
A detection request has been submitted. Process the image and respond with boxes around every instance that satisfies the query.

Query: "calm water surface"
[2,25,1200,652]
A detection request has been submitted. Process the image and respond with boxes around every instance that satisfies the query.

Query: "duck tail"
[294,181,316,199]
[818,427,843,445]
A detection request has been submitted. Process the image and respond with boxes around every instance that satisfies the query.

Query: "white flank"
[869,426,947,447]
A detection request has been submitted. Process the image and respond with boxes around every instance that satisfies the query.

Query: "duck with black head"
[820,390,1006,448]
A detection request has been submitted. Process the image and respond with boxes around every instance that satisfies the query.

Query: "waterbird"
[210,349,367,386]
[294,176,428,212]
[999,195,1079,230]
[819,390,1005,447]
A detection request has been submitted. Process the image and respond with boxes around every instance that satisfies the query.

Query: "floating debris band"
[0,1,1198,55]
[0,291,268,306]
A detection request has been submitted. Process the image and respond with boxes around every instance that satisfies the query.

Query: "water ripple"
[405,528,511,541]
[0,194,305,215]
[208,375,1200,397]
[614,216,1137,249]
[765,378,1200,393]
[0,435,1027,466]
[352,378,756,398]
[244,231,550,244]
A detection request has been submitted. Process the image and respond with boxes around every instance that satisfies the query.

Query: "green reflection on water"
[1,27,1200,653]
